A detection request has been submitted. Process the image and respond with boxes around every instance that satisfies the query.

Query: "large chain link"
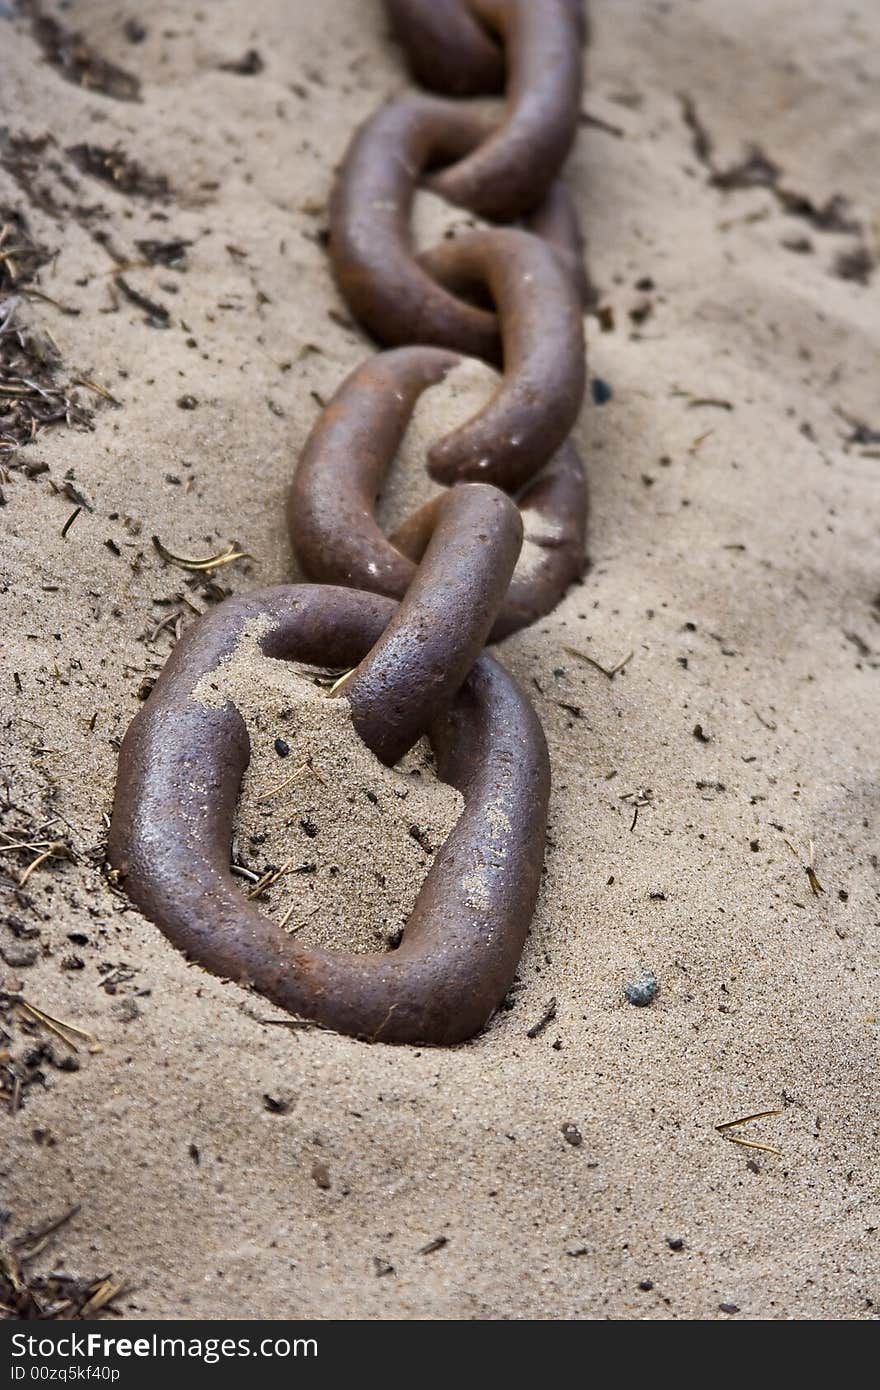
[109,0,590,1045]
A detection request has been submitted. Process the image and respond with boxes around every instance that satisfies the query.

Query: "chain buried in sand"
[110,0,592,1045]
[108,587,550,1045]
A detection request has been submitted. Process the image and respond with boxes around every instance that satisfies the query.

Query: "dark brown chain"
[110,0,590,1045]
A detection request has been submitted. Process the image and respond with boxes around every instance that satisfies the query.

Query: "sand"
[192,618,463,955]
[1,0,878,1321]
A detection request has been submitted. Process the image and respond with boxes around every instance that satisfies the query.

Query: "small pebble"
[666,1236,684,1251]
[219,48,264,75]
[624,969,659,1006]
[274,738,290,757]
[311,1160,331,1190]
[262,1093,291,1114]
[561,1122,583,1148]
[639,1279,654,1292]
[591,377,613,405]
[1,944,38,968]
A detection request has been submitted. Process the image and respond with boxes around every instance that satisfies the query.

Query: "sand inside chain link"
[193,617,463,954]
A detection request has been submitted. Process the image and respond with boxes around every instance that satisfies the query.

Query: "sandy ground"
[1,0,878,1321]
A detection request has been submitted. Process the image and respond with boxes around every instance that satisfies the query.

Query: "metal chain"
[109,0,590,1045]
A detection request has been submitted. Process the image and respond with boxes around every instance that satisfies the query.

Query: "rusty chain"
[109,0,590,1045]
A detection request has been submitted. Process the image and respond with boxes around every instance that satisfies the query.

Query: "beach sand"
[1,0,878,1319]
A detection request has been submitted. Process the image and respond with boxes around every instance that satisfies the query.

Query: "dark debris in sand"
[0,206,94,460]
[0,1206,128,1320]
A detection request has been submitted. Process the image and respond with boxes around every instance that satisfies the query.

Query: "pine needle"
[247,855,298,900]
[328,667,355,694]
[716,1108,783,1132]
[152,535,253,572]
[79,1278,128,1318]
[257,761,326,800]
[18,841,70,887]
[71,377,122,406]
[716,1108,784,1158]
[784,837,825,896]
[278,902,318,932]
[257,763,310,802]
[726,1135,783,1156]
[564,645,633,679]
[13,1205,81,1255]
[17,1000,96,1052]
[278,901,298,929]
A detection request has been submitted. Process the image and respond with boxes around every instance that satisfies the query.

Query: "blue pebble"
[591,377,613,405]
[625,970,658,1006]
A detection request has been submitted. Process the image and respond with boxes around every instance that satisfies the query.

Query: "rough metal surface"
[429,0,583,219]
[417,228,585,490]
[344,482,522,765]
[287,346,588,640]
[109,586,549,1045]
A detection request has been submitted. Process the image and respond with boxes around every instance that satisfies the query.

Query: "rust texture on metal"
[111,0,592,1045]
[387,0,587,101]
[330,94,501,359]
[385,0,505,95]
[287,346,587,641]
[390,440,588,642]
[344,482,522,766]
[109,588,549,1046]
[427,0,583,220]
[288,346,458,596]
[330,94,588,360]
[417,228,585,489]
